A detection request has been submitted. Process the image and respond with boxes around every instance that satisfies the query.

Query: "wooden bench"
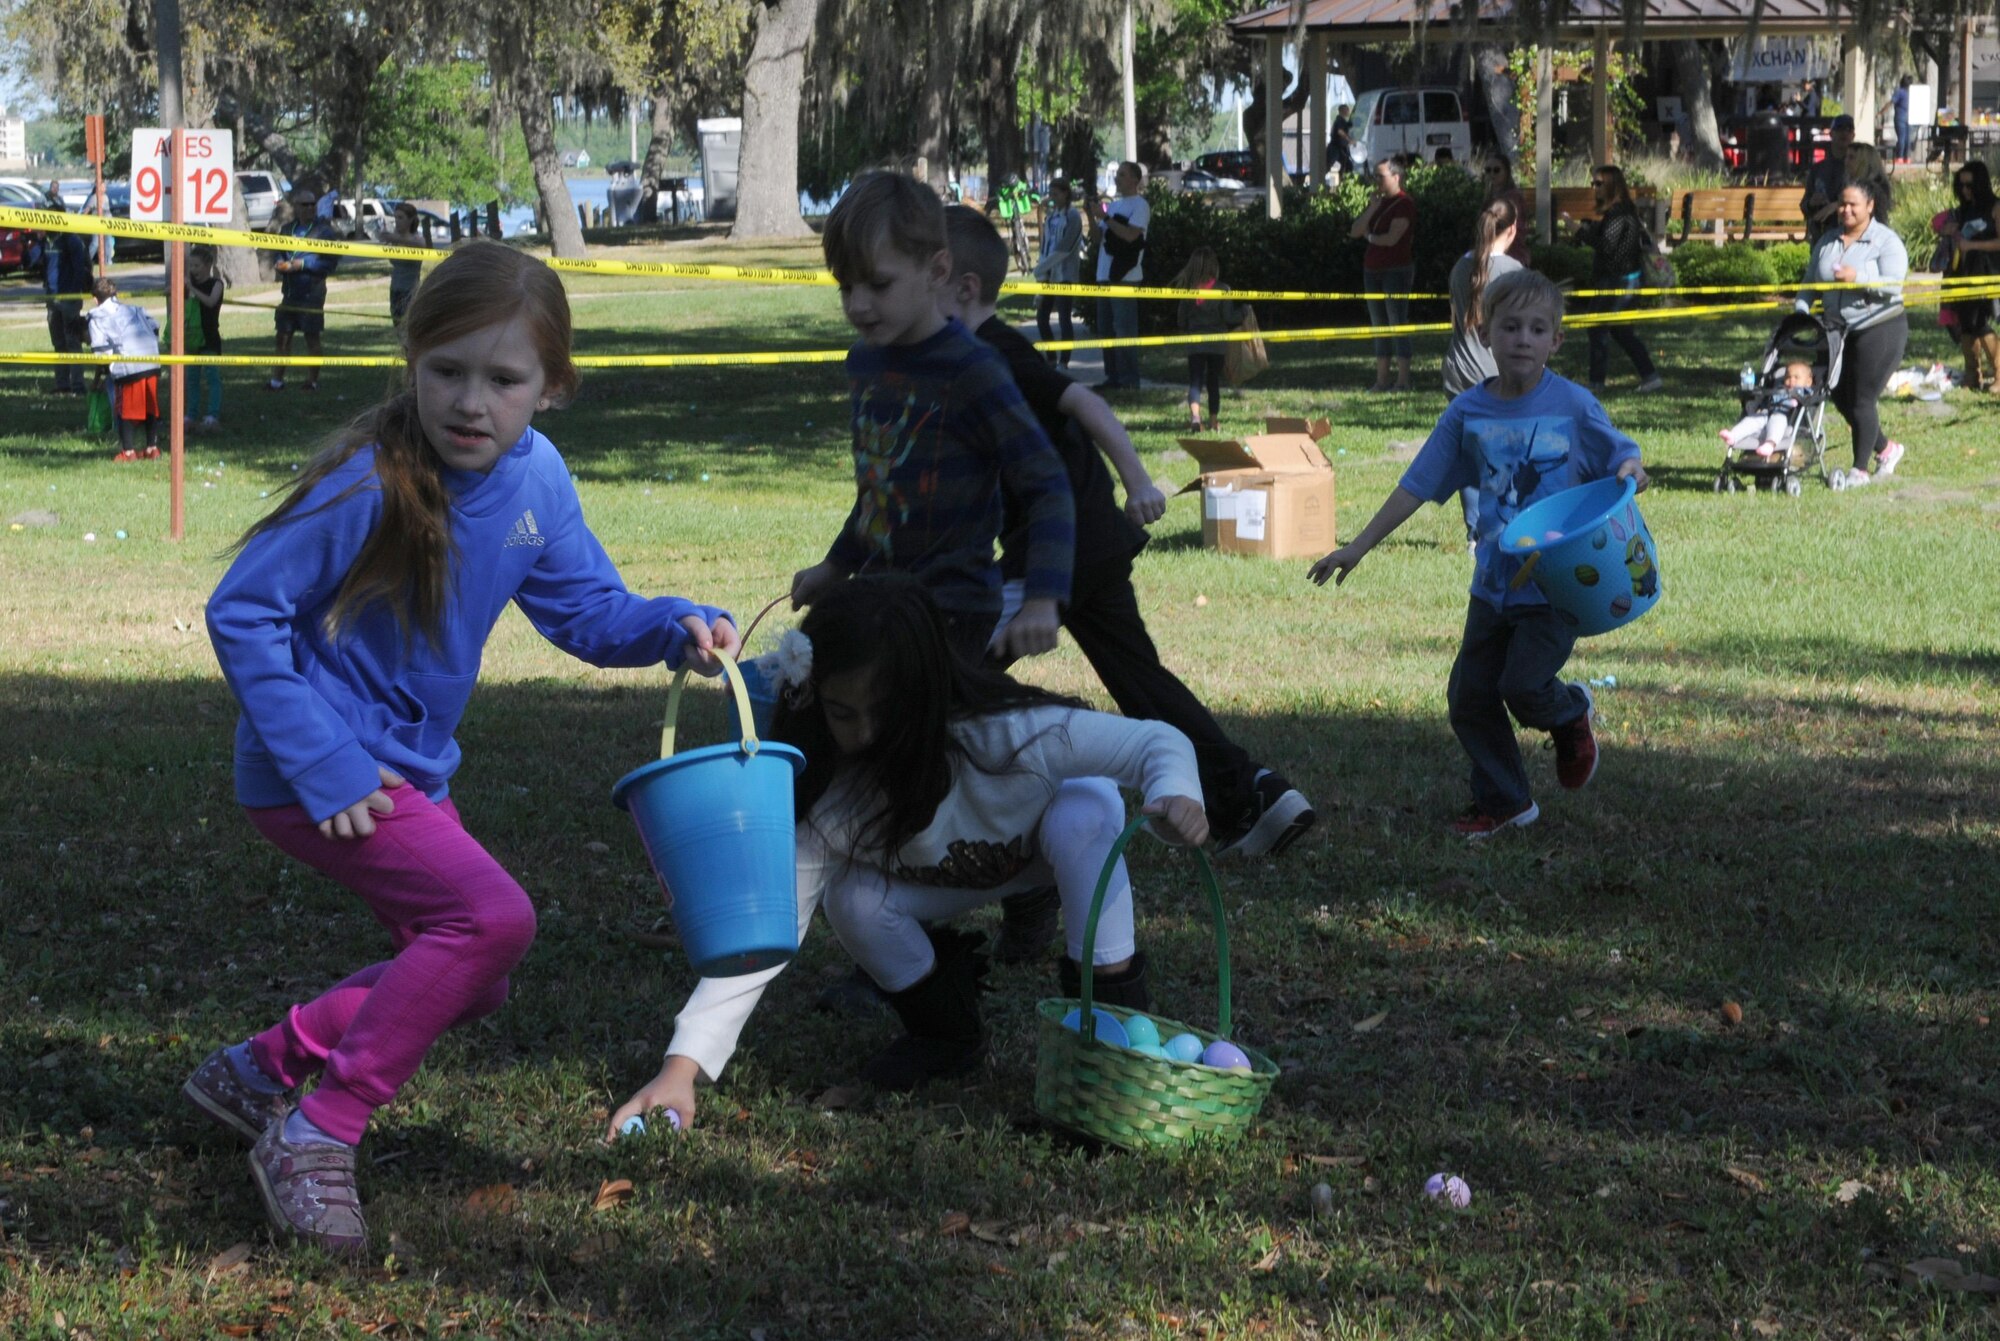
[1672,186,1808,246]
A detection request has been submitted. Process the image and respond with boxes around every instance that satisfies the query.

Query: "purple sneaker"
[249,1111,368,1256]
[182,1047,287,1145]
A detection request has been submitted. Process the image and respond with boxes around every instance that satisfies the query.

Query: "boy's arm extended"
[1307,487,1424,587]
[976,362,1074,658]
[1055,382,1166,524]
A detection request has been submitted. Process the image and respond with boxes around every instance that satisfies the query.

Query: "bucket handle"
[660,648,761,761]
[1074,814,1231,1043]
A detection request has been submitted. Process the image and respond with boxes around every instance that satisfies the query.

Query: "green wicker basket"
[1033,815,1278,1150]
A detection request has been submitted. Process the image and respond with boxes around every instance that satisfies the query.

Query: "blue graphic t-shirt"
[1400,370,1641,610]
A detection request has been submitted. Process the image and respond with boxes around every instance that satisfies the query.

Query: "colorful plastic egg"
[1163,1032,1205,1062]
[1061,1007,1129,1048]
[1122,1014,1161,1048]
[1424,1172,1472,1207]
[1130,1042,1169,1060]
[1201,1040,1251,1070]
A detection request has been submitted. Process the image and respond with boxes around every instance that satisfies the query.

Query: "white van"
[1348,87,1473,171]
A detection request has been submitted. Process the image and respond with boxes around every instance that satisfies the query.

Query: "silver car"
[238,171,287,227]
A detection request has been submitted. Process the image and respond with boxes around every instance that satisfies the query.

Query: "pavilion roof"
[1227,0,1850,42]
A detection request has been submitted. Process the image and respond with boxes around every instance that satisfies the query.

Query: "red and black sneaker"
[1451,801,1539,840]
[1550,683,1598,790]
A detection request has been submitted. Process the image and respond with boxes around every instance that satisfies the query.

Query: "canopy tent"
[1226,0,1865,233]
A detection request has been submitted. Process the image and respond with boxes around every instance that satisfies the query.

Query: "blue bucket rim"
[1498,475,1639,554]
[611,739,805,812]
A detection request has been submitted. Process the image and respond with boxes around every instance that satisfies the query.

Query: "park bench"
[1672,186,1808,246]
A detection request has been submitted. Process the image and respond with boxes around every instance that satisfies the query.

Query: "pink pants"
[244,785,536,1145]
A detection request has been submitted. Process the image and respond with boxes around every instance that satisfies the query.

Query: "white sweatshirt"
[664,705,1200,1081]
[86,299,160,379]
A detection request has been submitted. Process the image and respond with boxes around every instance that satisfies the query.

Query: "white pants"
[821,777,1136,992]
[1721,409,1799,450]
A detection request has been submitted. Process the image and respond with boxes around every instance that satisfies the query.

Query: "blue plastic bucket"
[725,656,781,737]
[1497,476,1662,636]
[612,654,803,978]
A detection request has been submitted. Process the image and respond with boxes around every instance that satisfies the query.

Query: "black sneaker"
[993,886,1061,964]
[1213,769,1316,859]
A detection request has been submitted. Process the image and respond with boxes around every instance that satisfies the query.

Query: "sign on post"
[84,115,105,166]
[131,128,235,223]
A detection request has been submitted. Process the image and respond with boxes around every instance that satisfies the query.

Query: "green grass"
[3,242,2000,1338]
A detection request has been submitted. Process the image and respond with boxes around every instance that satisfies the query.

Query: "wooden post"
[1845,40,1874,143]
[1536,46,1554,244]
[1962,17,1976,129]
[1264,35,1285,219]
[1308,34,1328,185]
[1591,27,1613,166]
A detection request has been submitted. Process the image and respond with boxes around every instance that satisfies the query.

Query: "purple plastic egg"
[1201,1039,1251,1070]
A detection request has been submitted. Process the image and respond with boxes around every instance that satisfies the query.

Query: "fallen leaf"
[1045,1250,1069,1269]
[219,1326,257,1338]
[1721,1001,1744,1027]
[969,1220,1020,1246]
[463,1183,520,1218]
[1724,1166,1766,1192]
[1750,1319,1782,1337]
[1834,1180,1867,1204]
[938,1210,971,1237]
[1572,1006,1595,1021]
[1901,1257,2000,1293]
[1303,1153,1368,1168]
[568,1230,620,1265]
[1250,1241,1283,1272]
[584,841,610,854]
[1351,1009,1390,1034]
[205,1241,252,1280]
[592,1178,635,1212]
[1625,1290,1650,1306]
[1659,1219,1706,1234]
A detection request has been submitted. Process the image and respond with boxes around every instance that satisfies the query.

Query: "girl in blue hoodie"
[188,240,738,1256]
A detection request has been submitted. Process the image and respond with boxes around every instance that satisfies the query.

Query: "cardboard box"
[1178,433,1336,560]
[1263,415,1331,442]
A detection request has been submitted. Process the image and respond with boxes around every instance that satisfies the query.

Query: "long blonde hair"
[231,241,579,647]
[1171,246,1222,291]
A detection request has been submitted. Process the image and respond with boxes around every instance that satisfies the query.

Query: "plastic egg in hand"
[1122,1014,1161,1049]
[1061,1007,1129,1049]
[1201,1039,1251,1070]
[1162,1032,1205,1063]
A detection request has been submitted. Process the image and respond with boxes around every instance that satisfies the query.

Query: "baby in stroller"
[1720,360,1814,459]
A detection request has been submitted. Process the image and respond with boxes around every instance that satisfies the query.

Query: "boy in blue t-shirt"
[1310,270,1649,838]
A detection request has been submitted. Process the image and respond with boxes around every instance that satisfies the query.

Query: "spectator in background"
[1330,103,1357,177]
[1803,114,1854,241]
[1352,157,1416,392]
[1033,179,1084,367]
[381,203,426,326]
[1845,143,1894,220]
[1443,195,1524,548]
[185,244,226,432]
[1882,75,1913,164]
[1800,182,1908,486]
[29,221,92,395]
[1172,246,1241,432]
[268,184,341,392]
[1482,154,1533,265]
[1090,161,1150,392]
[1565,164,1663,394]
[1944,161,2000,391]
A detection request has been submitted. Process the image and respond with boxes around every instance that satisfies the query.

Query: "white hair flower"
[767,628,814,698]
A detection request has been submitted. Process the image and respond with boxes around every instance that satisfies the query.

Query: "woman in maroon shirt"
[1352,158,1418,392]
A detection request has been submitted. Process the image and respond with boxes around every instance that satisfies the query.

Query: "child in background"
[86,276,162,462]
[1720,360,1814,458]
[1172,247,1241,432]
[189,241,737,1256]
[1032,179,1084,367]
[186,244,226,432]
[940,206,1315,882]
[1309,270,1648,839]
[609,577,1204,1130]
[383,203,426,325]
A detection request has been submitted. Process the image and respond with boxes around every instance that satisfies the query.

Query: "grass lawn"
[2,239,1998,1339]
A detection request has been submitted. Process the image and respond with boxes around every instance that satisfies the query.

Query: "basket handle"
[660,648,760,761]
[1075,813,1230,1043]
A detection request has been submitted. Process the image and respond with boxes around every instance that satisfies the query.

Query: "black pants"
[1036,295,1074,366]
[46,300,84,392]
[1446,599,1586,816]
[1186,354,1222,422]
[1585,281,1656,384]
[1832,313,1907,471]
[1049,556,1259,827]
[116,414,159,454]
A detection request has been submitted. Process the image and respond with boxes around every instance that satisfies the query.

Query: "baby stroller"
[1712,311,1834,497]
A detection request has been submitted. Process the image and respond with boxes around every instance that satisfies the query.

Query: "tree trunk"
[732,0,820,238]
[635,95,677,223]
[1672,41,1724,169]
[916,0,957,193]
[311,37,388,194]
[510,50,586,257]
[981,43,1022,194]
[1474,45,1518,159]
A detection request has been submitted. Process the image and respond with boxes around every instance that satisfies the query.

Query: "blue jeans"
[1586,276,1656,385]
[1447,599,1587,815]
[1095,292,1139,386]
[1894,119,1911,161]
[1365,265,1414,360]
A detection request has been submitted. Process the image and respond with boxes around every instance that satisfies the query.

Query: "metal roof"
[1228,0,1849,40]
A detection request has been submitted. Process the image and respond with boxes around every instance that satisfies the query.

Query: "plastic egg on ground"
[1061,1007,1129,1048]
[1424,1172,1473,1207]
[1162,1032,1205,1062]
[1201,1039,1251,1070]
[1122,1014,1161,1049]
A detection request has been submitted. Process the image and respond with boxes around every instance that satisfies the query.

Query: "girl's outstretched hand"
[677,614,740,676]
[318,767,404,841]
[606,1055,699,1142]
[1142,794,1209,847]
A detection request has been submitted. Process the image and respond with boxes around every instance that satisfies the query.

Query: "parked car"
[0,178,67,277]
[238,170,286,227]
[80,181,161,262]
[1347,87,1473,171]
[1193,150,1256,183]
[1177,168,1242,194]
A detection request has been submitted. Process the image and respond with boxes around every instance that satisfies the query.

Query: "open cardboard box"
[1177,433,1336,560]
[1263,414,1331,442]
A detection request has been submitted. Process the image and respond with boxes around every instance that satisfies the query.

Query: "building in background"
[0,109,26,171]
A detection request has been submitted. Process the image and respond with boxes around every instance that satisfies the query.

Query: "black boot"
[1057,950,1151,1013]
[994,886,1061,964]
[815,963,887,1017]
[861,927,989,1092]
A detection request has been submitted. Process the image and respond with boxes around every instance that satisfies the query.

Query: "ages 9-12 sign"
[131,129,236,224]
